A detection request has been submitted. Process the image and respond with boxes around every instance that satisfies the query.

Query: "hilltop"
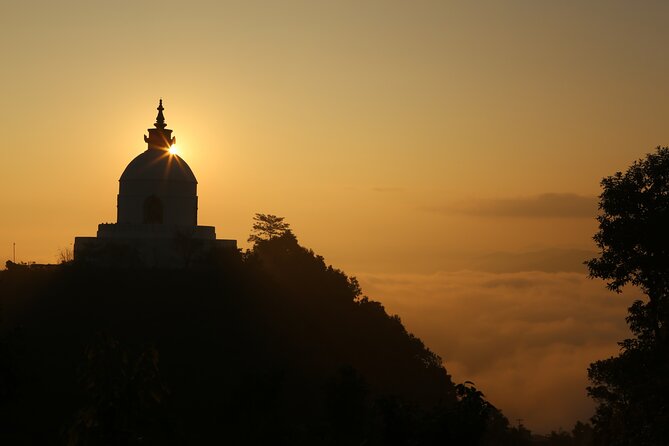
[0,231,529,445]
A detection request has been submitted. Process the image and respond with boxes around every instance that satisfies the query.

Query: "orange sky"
[2,0,668,433]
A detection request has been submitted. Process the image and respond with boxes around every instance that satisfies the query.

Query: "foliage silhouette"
[65,333,177,445]
[587,147,669,445]
[247,213,292,244]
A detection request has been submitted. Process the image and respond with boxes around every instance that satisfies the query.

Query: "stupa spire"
[155,98,166,129]
[144,99,175,150]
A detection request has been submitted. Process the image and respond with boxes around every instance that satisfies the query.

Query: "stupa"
[74,100,236,267]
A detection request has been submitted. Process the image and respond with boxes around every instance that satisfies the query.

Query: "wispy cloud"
[357,270,635,433]
[428,193,598,218]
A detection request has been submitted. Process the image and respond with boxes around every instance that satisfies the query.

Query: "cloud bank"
[466,248,596,273]
[429,193,598,219]
[357,270,636,433]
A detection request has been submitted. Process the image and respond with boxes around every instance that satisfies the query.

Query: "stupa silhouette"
[74,100,236,267]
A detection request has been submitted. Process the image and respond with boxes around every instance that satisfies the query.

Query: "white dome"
[116,101,199,227]
[120,149,197,183]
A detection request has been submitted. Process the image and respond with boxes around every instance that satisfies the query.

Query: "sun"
[168,144,179,155]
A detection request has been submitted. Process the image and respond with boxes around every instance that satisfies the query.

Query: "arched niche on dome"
[143,195,163,224]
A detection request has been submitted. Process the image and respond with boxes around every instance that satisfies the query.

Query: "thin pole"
[13,242,15,262]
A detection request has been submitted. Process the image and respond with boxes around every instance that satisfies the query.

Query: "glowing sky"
[2,0,668,433]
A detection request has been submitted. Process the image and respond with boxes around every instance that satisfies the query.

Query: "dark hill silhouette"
[1,227,529,445]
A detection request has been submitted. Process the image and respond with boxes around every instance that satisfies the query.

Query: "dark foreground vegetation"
[8,144,669,446]
[1,225,537,445]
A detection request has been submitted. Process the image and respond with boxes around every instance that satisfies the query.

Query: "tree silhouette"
[586,147,669,342]
[247,213,292,244]
[571,421,594,446]
[586,146,669,445]
[57,246,74,264]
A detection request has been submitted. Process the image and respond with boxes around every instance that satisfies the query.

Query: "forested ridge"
[0,228,533,445]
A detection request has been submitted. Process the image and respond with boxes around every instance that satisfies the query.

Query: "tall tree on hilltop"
[247,213,292,244]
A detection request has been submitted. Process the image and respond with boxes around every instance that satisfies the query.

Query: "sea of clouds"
[358,270,637,433]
